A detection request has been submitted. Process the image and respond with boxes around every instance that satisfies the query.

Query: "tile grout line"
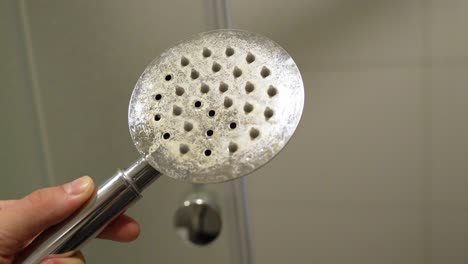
[420,0,433,263]
[17,0,56,185]
[202,1,254,264]
[216,0,255,263]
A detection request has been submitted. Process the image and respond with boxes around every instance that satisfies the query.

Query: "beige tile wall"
[232,0,468,263]
[0,0,49,198]
[430,66,468,262]
[2,0,467,263]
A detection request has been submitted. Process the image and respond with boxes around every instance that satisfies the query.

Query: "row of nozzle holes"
[154,82,276,119]
[154,46,276,157]
[181,47,272,80]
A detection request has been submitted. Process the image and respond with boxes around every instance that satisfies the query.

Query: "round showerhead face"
[128,30,304,183]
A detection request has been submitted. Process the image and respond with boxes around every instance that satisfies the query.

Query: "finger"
[0,176,95,253]
[40,251,85,264]
[0,200,16,210]
[97,214,140,242]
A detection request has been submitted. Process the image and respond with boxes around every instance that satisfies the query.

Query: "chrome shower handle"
[16,157,161,264]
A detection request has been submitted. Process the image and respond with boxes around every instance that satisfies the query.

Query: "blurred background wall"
[1,0,467,263]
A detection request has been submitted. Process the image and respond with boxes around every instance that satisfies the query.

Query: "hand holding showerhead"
[17,30,304,263]
[0,176,139,264]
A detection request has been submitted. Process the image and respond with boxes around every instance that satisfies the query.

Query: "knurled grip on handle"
[16,157,160,264]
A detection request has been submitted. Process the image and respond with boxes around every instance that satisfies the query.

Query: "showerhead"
[129,30,304,183]
[19,30,304,263]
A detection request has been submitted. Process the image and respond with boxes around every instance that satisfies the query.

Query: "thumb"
[0,176,95,254]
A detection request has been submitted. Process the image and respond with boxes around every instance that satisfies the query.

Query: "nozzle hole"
[175,86,185,96]
[200,83,210,94]
[206,130,214,137]
[250,128,260,139]
[155,94,162,100]
[224,97,233,108]
[173,105,183,116]
[184,121,193,132]
[245,82,255,94]
[243,102,254,114]
[202,48,212,58]
[154,114,161,121]
[219,82,229,93]
[208,110,216,117]
[228,142,238,153]
[165,74,173,81]
[194,101,202,108]
[163,133,171,140]
[179,144,190,154]
[204,149,212,156]
[233,67,242,78]
[267,85,278,97]
[261,66,271,78]
[264,107,274,120]
[181,56,189,67]
[225,47,235,57]
[212,62,221,73]
[229,122,237,129]
[191,69,199,80]
[246,52,255,64]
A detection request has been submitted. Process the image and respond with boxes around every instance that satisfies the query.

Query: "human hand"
[0,176,140,264]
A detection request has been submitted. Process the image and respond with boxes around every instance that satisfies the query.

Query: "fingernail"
[65,176,92,195]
